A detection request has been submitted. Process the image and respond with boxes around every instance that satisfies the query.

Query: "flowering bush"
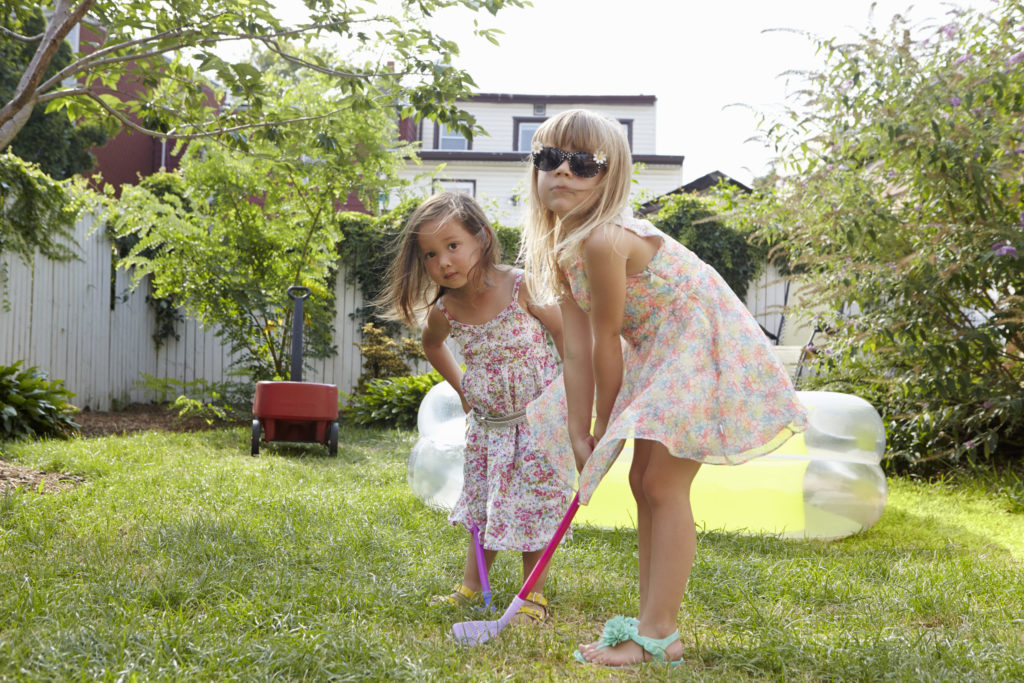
[735,1,1024,471]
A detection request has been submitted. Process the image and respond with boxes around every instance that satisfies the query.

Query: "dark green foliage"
[0,10,105,179]
[0,362,78,440]
[335,208,403,331]
[342,370,442,428]
[649,192,765,300]
[495,223,522,266]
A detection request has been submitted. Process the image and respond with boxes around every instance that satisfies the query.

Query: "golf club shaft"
[517,493,580,599]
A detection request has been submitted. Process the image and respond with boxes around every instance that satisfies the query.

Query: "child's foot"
[510,592,549,625]
[577,636,683,667]
[573,617,683,667]
[577,616,638,655]
[428,583,481,607]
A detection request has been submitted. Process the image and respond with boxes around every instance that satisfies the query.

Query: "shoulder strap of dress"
[434,295,454,323]
[511,270,523,300]
[618,215,659,238]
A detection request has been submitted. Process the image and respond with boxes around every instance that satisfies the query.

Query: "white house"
[396,93,685,225]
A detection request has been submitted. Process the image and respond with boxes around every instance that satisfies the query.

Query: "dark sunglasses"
[532,146,607,178]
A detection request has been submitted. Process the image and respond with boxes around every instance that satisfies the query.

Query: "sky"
[276,0,995,185]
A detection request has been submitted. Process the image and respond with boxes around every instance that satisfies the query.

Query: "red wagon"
[251,286,339,456]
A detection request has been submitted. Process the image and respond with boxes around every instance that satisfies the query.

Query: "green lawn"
[1,427,1022,681]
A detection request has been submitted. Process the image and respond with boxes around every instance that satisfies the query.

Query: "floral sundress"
[527,215,807,504]
[440,270,573,551]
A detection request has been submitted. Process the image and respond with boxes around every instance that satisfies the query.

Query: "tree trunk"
[0,0,95,152]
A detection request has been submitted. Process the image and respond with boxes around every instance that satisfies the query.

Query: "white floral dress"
[528,216,807,504]
[441,271,573,551]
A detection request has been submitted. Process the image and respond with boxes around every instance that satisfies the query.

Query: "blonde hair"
[520,109,633,301]
[377,192,501,327]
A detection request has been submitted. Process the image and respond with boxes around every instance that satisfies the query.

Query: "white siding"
[425,101,661,154]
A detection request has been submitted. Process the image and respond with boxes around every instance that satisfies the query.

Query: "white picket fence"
[0,212,797,411]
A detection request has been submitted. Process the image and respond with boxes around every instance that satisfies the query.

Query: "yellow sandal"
[429,583,481,607]
[512,591,549,625]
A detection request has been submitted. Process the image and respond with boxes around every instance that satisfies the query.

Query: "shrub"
[135,374,252,424]
[353,322,416,390]
[342,370,442,429]
[734,1,1024,471]
[0,362,78,440]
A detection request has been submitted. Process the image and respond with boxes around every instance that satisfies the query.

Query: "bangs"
[535,111,613,154]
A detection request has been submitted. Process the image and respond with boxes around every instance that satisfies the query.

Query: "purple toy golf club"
[471,523,492,610]
[452,493,580,644]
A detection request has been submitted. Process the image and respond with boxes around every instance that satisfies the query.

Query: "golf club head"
[452,596,523,645]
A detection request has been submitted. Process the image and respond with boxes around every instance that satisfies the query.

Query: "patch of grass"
[0,427,1022,680]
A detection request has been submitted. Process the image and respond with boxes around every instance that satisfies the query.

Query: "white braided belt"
[470,408,528,429]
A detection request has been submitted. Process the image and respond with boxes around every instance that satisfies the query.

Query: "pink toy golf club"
[452,493,580,644]
[471,523,492,610]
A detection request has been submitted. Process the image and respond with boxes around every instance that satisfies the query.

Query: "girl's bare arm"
[582,225,627,443]
[421,305,471,413]
[560,292,595,470]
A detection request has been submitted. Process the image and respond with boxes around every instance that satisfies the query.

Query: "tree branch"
[39,19,363,95]
[0,25,44,43]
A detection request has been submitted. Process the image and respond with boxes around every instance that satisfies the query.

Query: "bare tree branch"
[0,25,44,43]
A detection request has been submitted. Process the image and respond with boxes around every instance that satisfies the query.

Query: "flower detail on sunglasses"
[531,140,544,154]
[593,151,607,166]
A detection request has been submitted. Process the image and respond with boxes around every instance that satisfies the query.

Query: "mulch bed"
[1,403,241,495]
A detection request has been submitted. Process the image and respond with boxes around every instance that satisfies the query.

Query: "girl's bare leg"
[509,548,551,624]
[630,440,654,620]
[581,441,697,666]
[579,441,653,653]
[459,542,497,593]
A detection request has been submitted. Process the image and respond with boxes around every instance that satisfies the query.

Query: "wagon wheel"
[327,421,339,457]
[251,419,262,456]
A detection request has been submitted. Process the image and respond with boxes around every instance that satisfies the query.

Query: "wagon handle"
[287,286,311,381]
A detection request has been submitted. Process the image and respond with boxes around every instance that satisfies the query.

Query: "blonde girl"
[521,110,806,666]
[379,192,573,626]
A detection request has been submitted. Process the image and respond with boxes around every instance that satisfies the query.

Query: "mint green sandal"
[573,616,681,667]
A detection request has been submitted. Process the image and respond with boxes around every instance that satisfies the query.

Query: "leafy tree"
[0,8,105,179]
[735,1,1024,470]
[0,0,526,153]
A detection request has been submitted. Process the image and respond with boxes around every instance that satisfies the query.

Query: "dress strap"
[435,296,454,323]
[511,270,523,302]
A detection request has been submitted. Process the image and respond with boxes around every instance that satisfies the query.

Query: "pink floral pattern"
[439,271,573,551]
[527,217,807,504]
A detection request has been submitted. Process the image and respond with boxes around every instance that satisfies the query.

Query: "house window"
[433,179,477,196]
[618,119,634,150]
[513,117,546,152]
[437,124,468,150]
